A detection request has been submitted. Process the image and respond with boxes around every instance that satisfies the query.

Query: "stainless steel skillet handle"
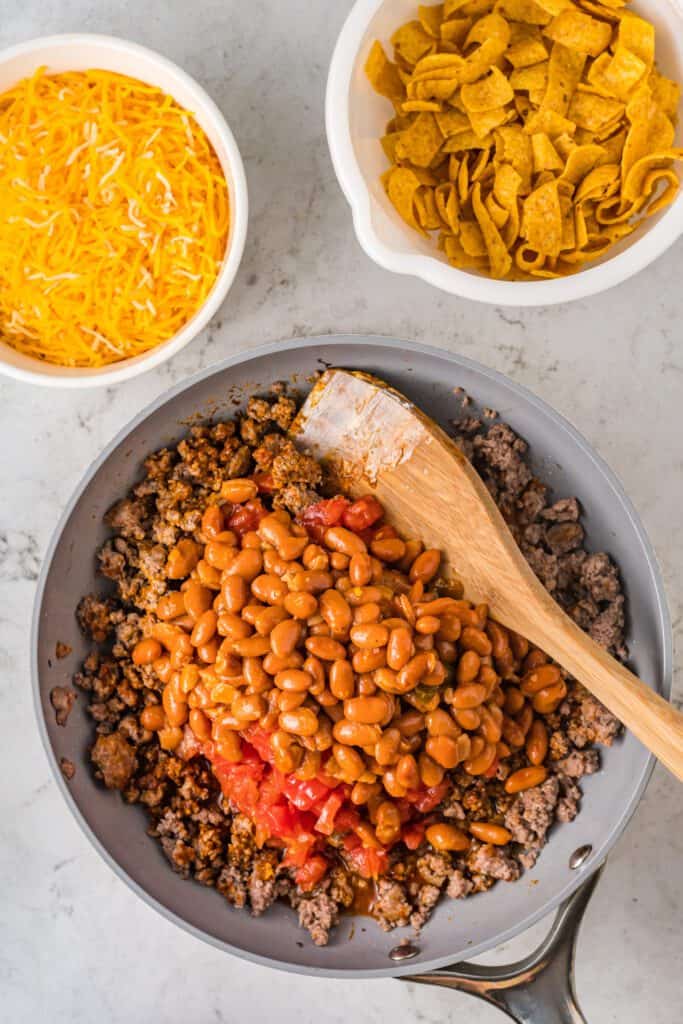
[401,864,604,1024]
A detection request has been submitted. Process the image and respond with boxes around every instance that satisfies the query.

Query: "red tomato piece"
[216,765,262,815]
[406,781,450,813]
[259,801,297,838]
[295,854,329,892]
[282,776,331,812]
[300,496,350,541]
[257,769,286,810]
[228,499,267,536]
[341,495,384,533]
[333,806,361,835]
[344,843,389,879]
[281,835,318,868]
[243,724,275,764]
[402,822,426,850]
[314,789,345,836]
[394,799,413,824]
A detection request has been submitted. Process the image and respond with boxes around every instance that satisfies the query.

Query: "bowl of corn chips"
[326,0,683,305]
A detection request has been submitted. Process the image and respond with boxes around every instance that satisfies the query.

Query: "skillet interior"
[32,335,671,977]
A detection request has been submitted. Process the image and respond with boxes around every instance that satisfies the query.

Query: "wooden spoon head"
[291,368,545,631]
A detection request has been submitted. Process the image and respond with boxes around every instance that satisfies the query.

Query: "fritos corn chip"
[365,0,682,280]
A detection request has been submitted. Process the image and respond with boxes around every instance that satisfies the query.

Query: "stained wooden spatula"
[292,368,683,781]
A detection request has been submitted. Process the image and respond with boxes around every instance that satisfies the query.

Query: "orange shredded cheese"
[0,68,230,367]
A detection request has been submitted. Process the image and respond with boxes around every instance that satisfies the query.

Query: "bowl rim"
[31,333,672,977]
[0,32,249,388]
[325,0,683,307]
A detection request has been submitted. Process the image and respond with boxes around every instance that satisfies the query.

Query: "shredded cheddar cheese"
[0,68,230,367]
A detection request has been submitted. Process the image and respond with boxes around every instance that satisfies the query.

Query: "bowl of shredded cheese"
[0,34,248,386]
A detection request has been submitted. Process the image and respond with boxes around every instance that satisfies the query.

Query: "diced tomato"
[395,799,414,824]
[295,854,329,892]
[257,769,286,809]
[314,789,345,836]
[252,472,276,494]
[341,495,384,533]
[402,821,426,850]
[243,724,275,764]
[228,498,267,536]
[300,496,351,542]
[214,762,263,814]
[484,757,499,779]
[405,781,450,813]
[281,834,317,868]
[259,800,297,838]
[344,841,389,879]
[333,806,361,834]
[282,776,332,812]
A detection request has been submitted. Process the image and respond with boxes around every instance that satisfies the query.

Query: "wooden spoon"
[291,368,683,781]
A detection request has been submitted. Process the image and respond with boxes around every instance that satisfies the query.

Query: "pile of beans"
[133,480,567,854]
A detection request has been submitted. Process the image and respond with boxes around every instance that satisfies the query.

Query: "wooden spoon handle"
[533,606,683,781]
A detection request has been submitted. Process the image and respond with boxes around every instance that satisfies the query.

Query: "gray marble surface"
[1,1,682,1021]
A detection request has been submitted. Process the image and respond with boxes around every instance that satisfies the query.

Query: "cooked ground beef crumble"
[72,386,623,946]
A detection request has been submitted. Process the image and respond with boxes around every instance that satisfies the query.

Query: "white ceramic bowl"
[326,0,683,306]
[0,34,248,387]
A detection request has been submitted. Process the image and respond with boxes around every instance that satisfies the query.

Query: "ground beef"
[273,482,321,515]
[105,497,150,541]
[556,775,582,823]
[416,851,451,886]
[217,864,248,908]
[248,853,282,916]
[328,866,354,909]
[76,595,116,643]
[271,440,322,489]
[60,757,76,780]
[447,869,473,900]
[441,799,466,821]
[91,731,137,790]
[98,540,127,582]
[545,521,584,555]
[374,879,412,931]
[111,611,145,658]
[542,497,580,522]
[296,890,340,946]
[553,749,600,778]
[228,814,256,869]
[470,423,533,500]
[581,552,622,603]
[468,843,521,882]
[588,598,626,658]
[270,396,297,431]
[411,883,442,931]
[55,641,72,659]
[253,433,287,470]
[50,686,76,726]
[568,691,621,748]
[505,778,560,846]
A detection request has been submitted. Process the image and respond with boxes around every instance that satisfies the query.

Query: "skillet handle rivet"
[569,844,593,869]
[389,942,420,962]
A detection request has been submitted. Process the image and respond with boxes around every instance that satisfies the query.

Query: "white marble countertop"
[1,1,682,1021]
